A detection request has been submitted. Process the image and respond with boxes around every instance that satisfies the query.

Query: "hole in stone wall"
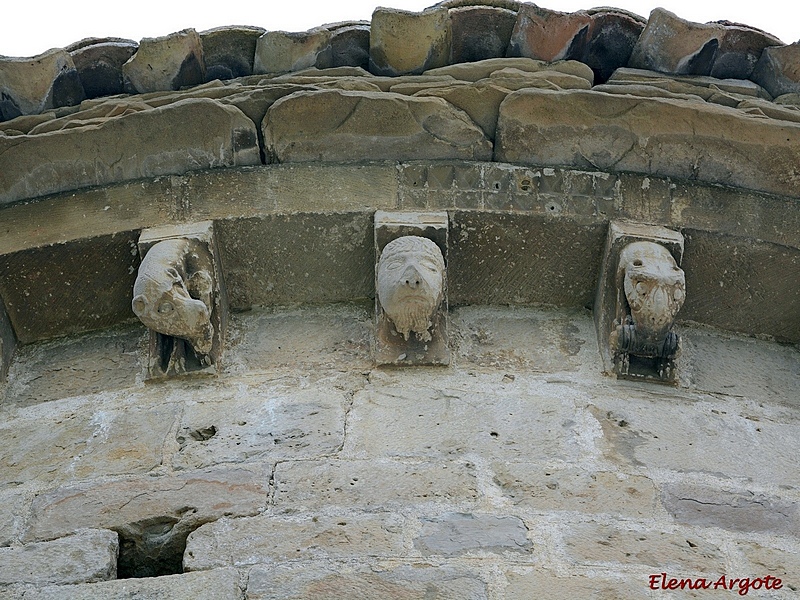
[115,513,202,579]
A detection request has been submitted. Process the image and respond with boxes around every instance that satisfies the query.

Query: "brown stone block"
[563,522,725,572]
[369,7,451,76]
[0,233,140,343]
[680,230,800,342]
[448,211,605,307]
[248,563,488,600]
[215,212,374,309]
[504,571,643,600]
[494,464,658,518]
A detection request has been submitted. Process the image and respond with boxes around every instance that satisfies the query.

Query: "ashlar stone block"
[374,211,449,366]
[134,221,228,379]
[0,529,118,586]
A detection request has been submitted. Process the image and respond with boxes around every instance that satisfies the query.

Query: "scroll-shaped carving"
[377,235,445,343]
[132,238,214,356]
[594,221,684,383]
[374,210,449,366]
[133,222,226,379]
[611,241,686,379]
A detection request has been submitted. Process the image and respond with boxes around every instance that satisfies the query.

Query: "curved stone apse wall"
[0,2,798,599]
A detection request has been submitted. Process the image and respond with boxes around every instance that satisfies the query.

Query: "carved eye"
[157,301,174,314]
[420,258,440,272]
[674,288,685,302]
[635,281,648,296]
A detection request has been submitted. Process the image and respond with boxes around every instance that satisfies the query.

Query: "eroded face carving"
[377,236,445,342]
[132,238,214,355]
[619,241,685,339]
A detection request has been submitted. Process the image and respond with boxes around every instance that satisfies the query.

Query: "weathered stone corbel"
[0,295,16,381]
[594,221,685,383]
[374,211,449,366]
[132,221,227,379]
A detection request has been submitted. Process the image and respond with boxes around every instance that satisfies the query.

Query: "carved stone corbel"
[594,221,685,383]
[374,211,449,366]
[133,221,227,379]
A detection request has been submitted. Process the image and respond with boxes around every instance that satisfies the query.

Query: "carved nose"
[402,265,421,288]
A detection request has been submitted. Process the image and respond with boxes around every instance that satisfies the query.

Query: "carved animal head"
[377,236,445,342]
[132,241,214,355]
[619,241,685,340]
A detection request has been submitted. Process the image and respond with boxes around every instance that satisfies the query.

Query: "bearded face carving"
[132,238,215,356]
[377,236,445,343]
[620,241,685,343]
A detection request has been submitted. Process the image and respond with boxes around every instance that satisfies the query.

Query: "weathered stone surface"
[0,296,15,382]
[201,26,264,81]
[330,24,371,69]
[743,544,800,583]
[224,305,372,373]
[504,571,643,599]
[273,459,478,512]
[680,327,800,402]
[254,28,332,74]
[123,29,205,93]
[248,563,488,600]
[0,393,178,490]
[592,82,706,102]
[0,97,260,205]
[629,8,783,79]
[582,10,645,83]
[608,66,770,99]
[485,67,591,90]
[495,88,800,198]
[494,465,658,518]
[264,89,492,163]
[588,389,800,487]
[737,98,800,124]
[507,4,592,63]
[416,82,509,139]
[0,112,56,134]
[27,99,152,135]
[342,378,583,462]
[449,212,605,307]
[3,326,141,407]
[0,234,141,344]
[425,56,593,82]
[450,6,517,63]
[414,513,532,556]
[184,514,407,570]
[370,7,451,76]
[0,529,117,586]
[0,49,85,120]
[215,212,376,308]
[23,568,242,600]
[752,42,800,98]
[776,92,800,106]
[661,483,799,534]
[25,466,268,542]
[563,522,725,571]
[172,382,348,470]
[680,230,800,342]
[70,40,138,98]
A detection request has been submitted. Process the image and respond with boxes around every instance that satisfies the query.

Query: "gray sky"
[2,1,797,57]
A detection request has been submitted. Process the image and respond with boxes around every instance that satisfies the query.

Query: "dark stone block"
[200,26,264,82]
[0,234,140,343]
[330,25,371,70]
[71,41,138,98]
[450,6,517,63]
[583,11,644,83]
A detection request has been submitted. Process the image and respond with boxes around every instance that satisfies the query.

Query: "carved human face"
[132,266,213,354]
[377,236,445,342]
[620,241,685,339]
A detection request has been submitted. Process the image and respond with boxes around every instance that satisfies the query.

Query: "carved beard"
[390,300,435,342]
